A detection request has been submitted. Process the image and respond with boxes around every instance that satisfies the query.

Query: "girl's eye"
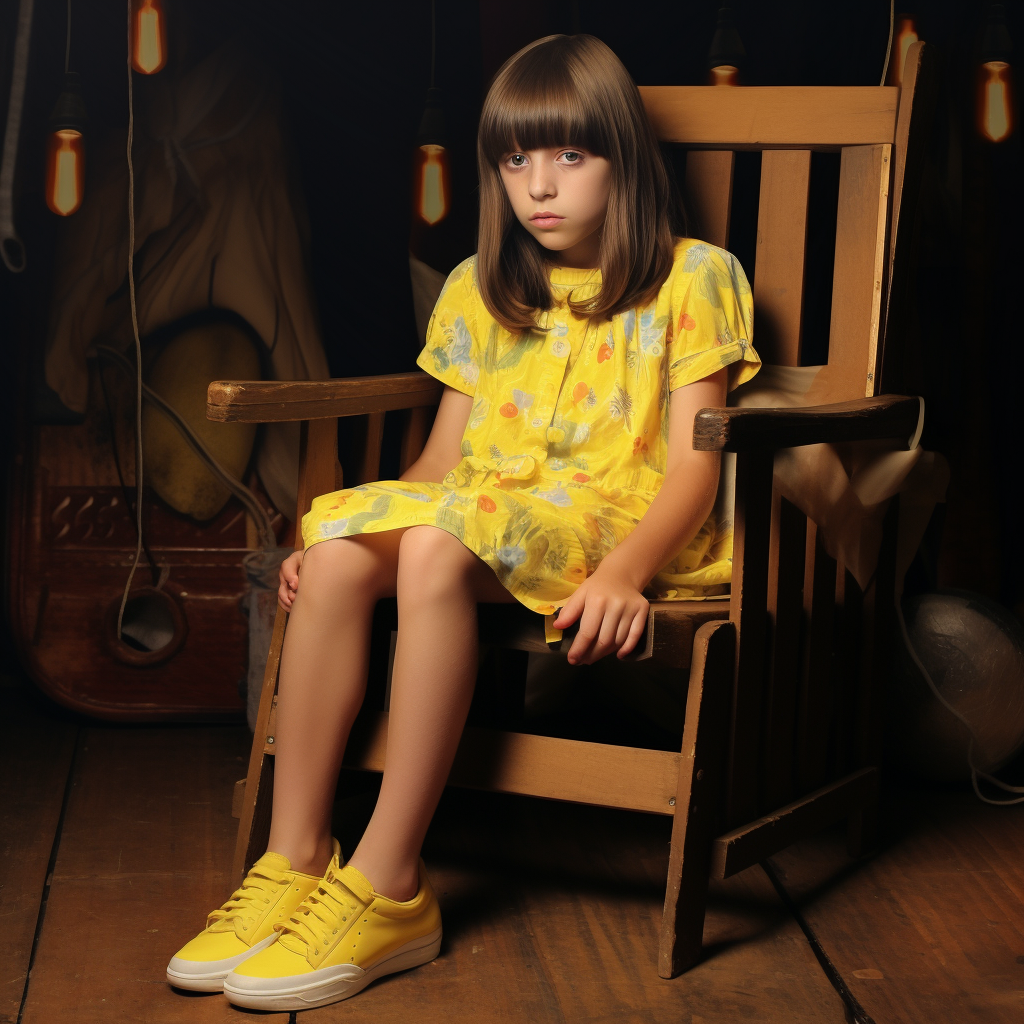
[561,150,583,164]
[507,153,527,168]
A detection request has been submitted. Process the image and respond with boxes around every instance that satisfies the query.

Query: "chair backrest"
[639,41,931,404]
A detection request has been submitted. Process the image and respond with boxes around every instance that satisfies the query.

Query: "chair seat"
[478,598,732,667]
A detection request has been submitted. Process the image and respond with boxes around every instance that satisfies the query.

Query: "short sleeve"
[666,243,760,392]
[415,256,482,397]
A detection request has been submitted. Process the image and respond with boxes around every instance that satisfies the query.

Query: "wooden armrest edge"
[207,372,444,422]
[693,395,923,452]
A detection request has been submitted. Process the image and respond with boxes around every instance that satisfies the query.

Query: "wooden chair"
[211,43,934,978]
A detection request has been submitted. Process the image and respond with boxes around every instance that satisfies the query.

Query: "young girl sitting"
[168,32,758,1011]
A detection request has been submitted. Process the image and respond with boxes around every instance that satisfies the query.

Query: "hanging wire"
[430,0,436,89]
[65,0,71,73]
[880,0,895,86]
[117,0,146,640]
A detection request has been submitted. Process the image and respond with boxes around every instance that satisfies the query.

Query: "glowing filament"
[980,61,1013,143]
[416,144,450,226]
[45,130,84,216]
[710,65,739,87]
[132,0,167,75]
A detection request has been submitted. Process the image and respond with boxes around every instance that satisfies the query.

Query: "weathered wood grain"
[823,144,891,401]
[640,85,899,148]
[754,149,812,366]
[20,724,278,1024]
[771,783,1024,1024]
[0,687,78,1024]
[207,373,443,423]
[693,394,922,452]
[685,150,735,248]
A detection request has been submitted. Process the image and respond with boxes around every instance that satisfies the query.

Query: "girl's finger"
[567,601,602,664]
[617,606,649,658]
[554,589,584,629]
[591,602,624,661]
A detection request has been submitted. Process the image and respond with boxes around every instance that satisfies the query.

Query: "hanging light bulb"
[977,5,1015,143]
[413,87,451,226]
[131,0,167,75]
[707,5,745,86]
[45,72,87,216]
[887,14,920,87]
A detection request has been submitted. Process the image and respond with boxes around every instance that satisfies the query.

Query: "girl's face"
[499,146,612,269]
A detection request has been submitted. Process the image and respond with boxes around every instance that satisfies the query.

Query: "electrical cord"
[117,0,144,641]
[95,345,276,549]
[880,0,895,86]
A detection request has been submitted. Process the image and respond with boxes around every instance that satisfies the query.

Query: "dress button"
[546,427,565,443]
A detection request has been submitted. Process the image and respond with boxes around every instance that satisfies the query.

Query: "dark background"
[0,0,1021,643]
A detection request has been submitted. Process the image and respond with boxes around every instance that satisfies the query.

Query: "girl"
[167,33,758,1011]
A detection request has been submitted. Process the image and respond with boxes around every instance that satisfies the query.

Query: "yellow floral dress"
[302,238,760,614]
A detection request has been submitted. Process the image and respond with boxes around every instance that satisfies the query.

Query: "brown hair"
[477,34,683,335]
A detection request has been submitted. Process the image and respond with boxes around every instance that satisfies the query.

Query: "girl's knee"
[397,527,476,602]
[299,538,393,603]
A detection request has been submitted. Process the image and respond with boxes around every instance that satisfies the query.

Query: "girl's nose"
[528,166,555,201]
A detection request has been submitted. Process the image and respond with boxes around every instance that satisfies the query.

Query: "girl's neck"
[545,225,602,270]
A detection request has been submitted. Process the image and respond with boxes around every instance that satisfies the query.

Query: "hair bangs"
[476,35,684,336]
[479,45,612,165]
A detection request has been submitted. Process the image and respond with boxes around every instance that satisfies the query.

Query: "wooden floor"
[3,671,1023,1024]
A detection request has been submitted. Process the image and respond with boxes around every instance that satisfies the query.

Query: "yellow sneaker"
[166,839,341,992]
[222,856,442,1010]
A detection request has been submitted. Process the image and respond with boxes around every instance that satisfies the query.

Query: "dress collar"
[548,264,602,288]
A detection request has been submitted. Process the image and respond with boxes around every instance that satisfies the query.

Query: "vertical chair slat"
[797,522,835,792]
[822,144,891,401]
[685,151,736,249]
[353,411,386,485]
[832,563,864,777]
[753,150,812,366]
[725,450,774,826]
[400,405,433,474]
[762,495,807,809]
[297,418,343,533]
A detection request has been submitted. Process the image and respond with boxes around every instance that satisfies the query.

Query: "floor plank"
[18,722,281,1024]
[770,782,1024,1024]
[0,680,78,1024]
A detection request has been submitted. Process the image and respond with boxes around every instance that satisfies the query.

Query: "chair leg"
[659,620,734,979]
[232,605,287,885]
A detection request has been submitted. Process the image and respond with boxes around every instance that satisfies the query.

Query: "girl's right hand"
[278,549,304,612]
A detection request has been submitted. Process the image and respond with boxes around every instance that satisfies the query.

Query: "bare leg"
[346,526,513,900]
[267,531,406,876]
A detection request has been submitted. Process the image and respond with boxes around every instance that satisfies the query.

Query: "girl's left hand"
[553,569,649,665]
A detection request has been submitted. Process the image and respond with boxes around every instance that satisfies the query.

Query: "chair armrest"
[692,395,923,453]
[207,372,443,423]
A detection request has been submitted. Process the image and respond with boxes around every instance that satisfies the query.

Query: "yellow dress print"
[302,238,760,615]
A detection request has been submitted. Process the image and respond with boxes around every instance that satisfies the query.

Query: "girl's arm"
[400,386,473,483]
[553,368,727,665]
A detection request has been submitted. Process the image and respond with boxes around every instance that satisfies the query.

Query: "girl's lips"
[530,215,564,228]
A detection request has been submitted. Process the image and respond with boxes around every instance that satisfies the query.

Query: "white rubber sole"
[166,933,278,992]
[222,926,443,1010]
